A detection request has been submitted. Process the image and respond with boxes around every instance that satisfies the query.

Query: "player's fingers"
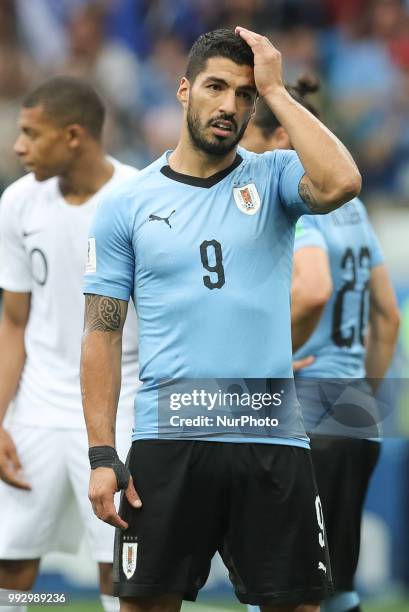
[8,445,23,471]
[90,498,103,522]
[0,429,20,465]
[0,463,31,490]
[235,26,263,42]
[125,476,142,509]
[293,356,315,372]
[97,498,129,529]
[89,493,110,518]
[292,356,314,371]
[102,510,128,530]
[235,27,262,49]
[235,27,274,50]
[90,492,128,528]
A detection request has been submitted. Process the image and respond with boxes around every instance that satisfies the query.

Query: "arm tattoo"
[298,180,320,212]
[85,295,123,332]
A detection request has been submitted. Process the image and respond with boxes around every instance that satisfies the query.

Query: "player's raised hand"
[235,26,284,98]
[89,467,141,529]
[0,426,31,490]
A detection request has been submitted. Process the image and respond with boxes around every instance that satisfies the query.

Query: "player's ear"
[177,77,190,109]
[65,124,84,150]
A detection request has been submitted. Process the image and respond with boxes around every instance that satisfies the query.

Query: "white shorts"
[0,423,131,563]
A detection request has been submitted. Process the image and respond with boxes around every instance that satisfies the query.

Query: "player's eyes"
[22,129,38,139]
[208,84,222,91]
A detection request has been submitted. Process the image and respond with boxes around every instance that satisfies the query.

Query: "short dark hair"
[254,75,321,138]
[22,76,105,139]
[186,28,254,83]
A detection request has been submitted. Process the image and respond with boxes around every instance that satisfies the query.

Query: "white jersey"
[0,158,139,429]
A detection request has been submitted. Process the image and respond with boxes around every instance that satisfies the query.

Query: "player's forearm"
[365,321,400,382]
[264,88,361,210]
[81,294,129,448]
[291,305,324,352]
[366,339,395,381]
[291,278,329,351]
[81,332,122,447]
[0,321,26,423]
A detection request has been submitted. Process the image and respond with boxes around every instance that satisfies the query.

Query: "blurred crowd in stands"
[1,0,409,205]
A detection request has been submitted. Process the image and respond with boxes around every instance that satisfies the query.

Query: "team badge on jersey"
[86,237,96,273]
[122,541,138,579]
[233,183,261,215]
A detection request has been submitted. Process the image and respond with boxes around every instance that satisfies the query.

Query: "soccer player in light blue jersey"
[242,76,400,612]
[81,28,362,612]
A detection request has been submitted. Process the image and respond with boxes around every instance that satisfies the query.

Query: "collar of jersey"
[160,153,243,188]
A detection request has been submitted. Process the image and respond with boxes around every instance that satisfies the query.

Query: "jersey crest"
[122,541,138,579]
[233,183,261,215]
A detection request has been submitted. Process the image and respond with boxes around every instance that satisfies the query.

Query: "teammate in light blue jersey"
[81,28,362,612]
[242,76,400,612]
[292,200,399,612]
[293,199,384,379]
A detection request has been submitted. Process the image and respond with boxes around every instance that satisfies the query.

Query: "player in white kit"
[0,77,139,612]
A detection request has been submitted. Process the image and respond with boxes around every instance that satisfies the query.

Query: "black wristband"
[89,445,130,490]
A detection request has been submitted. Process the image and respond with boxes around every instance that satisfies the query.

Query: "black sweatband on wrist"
[89,445,130,490]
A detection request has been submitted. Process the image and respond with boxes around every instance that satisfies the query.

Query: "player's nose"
[13,135,28,157]
[218,90,238,117]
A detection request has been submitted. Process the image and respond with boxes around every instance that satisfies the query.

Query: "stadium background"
[0,0,408,610]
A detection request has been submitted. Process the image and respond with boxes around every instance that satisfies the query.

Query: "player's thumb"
[125,476,142,509]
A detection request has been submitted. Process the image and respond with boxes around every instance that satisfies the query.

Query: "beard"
[187,101,249,157]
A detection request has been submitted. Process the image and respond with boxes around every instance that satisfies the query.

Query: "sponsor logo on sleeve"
[86,237,97,273]
[295,220,306,238]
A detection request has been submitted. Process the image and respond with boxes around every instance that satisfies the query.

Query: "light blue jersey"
[293,198,384,379]
[84,147,313,446]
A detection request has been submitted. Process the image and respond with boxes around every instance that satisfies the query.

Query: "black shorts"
[310,436,381,592]
[113,440,332,605]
